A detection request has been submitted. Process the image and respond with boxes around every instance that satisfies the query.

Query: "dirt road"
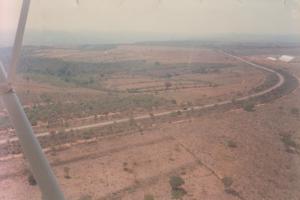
[0,53,288,151]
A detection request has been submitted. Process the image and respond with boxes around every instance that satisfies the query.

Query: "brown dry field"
[0,46,266,131]
[31,45,230,64]
[2,46,268,142]
[15,45,265,106]
[1,83,300,200]
[0,46,300,200]
[102,69,264,105]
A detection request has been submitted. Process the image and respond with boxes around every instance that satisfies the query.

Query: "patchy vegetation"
[281,134,299,153]
[169,176,187,199]
[25,94,173,123]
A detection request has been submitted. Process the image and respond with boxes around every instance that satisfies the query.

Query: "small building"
[267,57,277,61]
[279,55,295,63]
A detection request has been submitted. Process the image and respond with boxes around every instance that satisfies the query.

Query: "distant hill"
[25,31,300,47]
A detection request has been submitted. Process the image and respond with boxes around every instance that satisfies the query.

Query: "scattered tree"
[169,176,185,189]
[64,167,71,179]
[226,140,237,148]
[78,195,92,200]
[222,176,233,188]
[165,82,172,90]
[28,173,37,186]
[242,101,255,112]
[290,107,299,116]
[169,176,187,199]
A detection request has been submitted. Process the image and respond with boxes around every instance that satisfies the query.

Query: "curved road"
[0,53,287,148]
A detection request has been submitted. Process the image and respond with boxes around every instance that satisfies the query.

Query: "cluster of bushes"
[281,134,299,153]
[226,140,238,148]
[242,101,255,112]
[1,109,166,157]
[25,94,173,123]
[250,72,278,94]
[191,63,235,74]
[221,176,241,198]
[169,176,187,199]
[18,56,169,89]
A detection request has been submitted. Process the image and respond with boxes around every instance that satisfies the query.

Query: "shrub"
[144,194,154,200]
[222,176,233,188]
[225,188,240,197]
[281,135,299,153]
[171,99,177,105]
[171,188,187,199]
[78,195,92,200]
[281,135,297,147]
[176,110,182,115]
[169,176,187,199]
[165,82,172,90]
[30,118,38,126]
[226,140,237,148]
[149,112,155,120]
[64,167,71,179]
[169,176,185,190]
[290,108,299,116]
[242,102,255,112]
[28,174,37,186]
[129,116,137,127]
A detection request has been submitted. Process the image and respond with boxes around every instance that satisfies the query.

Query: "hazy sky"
[1,0,300,45]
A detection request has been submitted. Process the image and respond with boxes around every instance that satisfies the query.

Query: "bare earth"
[0,45,300,200]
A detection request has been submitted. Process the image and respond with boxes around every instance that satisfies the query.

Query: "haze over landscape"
[1,0,300,46]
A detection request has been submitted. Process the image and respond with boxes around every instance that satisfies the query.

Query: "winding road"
[0,53,289,152]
